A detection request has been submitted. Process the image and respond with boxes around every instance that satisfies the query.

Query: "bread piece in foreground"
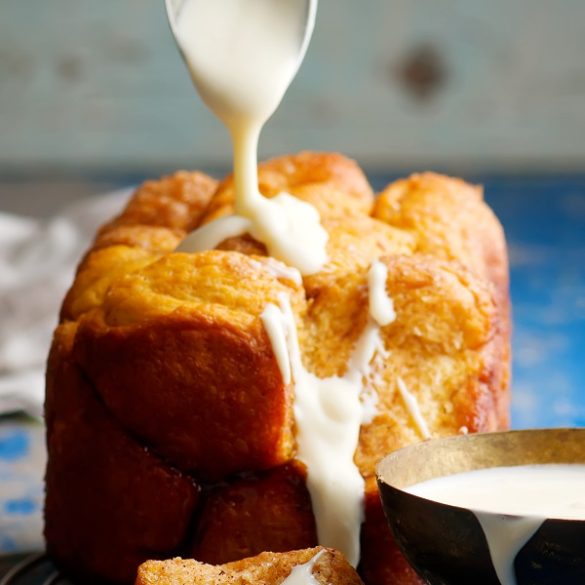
[136,547,363,585]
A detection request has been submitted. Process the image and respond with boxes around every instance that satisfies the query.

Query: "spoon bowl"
[165,0,318,56]
[164,0,318,124]
[377,429,585,585]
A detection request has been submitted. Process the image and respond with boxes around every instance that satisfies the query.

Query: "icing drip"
[170,0,328,275]
[177,216,251,254]
[476,513,542,585]
[261,259,303,286]
[263,293,365,566]
[281,550,325,585]
[261,260,395,566]
[368,261,395,326]
[396,377,431,440]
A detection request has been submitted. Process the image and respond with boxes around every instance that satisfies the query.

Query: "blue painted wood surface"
[0,175,583,557]
[488,177,585,428]
[0,424,45,554]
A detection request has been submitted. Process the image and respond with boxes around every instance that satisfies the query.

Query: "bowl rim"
[376,428,585,521]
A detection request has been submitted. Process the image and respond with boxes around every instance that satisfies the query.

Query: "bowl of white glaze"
[376,429,585,585]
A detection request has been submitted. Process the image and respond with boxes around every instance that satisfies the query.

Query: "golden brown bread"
[190,463,317,564]
[101,170,219,232]
[135,547,363,585]
[45,152,510,585]
[45,323,200,584]
[72,251,305,480]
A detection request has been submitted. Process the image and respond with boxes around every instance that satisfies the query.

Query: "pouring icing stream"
[167,0,328,275]
[164,1,426,572]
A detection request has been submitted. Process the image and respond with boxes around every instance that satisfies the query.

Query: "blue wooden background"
[1,0,585,173]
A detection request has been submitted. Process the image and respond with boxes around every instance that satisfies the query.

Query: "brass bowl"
[376,429,585,585]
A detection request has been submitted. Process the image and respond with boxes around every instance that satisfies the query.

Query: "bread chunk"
[373,173,510,425]
[191,463,316,563]
[136,547,363,585]
[45,324,200,584]
[101,170,218,233]
[72,251,306,480]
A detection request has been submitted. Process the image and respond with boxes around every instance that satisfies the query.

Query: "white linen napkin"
[0,189,132,417]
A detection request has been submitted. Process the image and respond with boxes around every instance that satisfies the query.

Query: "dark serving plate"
[0,555,69,585]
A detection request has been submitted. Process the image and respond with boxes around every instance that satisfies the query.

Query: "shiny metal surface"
[377,429,585,585]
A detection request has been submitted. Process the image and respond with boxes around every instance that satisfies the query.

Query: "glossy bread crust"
[45,324,200,584]
[72,251,306,480]
[45,153,510,585]
[190,463,317,563]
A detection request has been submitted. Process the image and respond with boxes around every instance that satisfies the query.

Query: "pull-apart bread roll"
[45,152,510,585]
[136,547,363,585]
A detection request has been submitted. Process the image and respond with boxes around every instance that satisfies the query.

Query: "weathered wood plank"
[1,0,584,172]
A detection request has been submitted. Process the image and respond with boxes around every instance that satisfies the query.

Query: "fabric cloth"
[0,190,131,417]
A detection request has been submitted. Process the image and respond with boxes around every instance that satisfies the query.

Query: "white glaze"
[281,550,325,585]
[263,293,365,566]
[262,303,292,385]
[347,320,385,384]
[177,215,251,253]
[406,465,585,518]
[261,261,395,566]
[396,377,431,440]
[261,259,303,286]
[406,464,585,585]
[170,0,328,274]
[475,513,542,585]
[368,261,395,326]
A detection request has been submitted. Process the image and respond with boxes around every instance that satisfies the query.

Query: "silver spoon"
[165,0,317,65]
[164,0,318,125]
